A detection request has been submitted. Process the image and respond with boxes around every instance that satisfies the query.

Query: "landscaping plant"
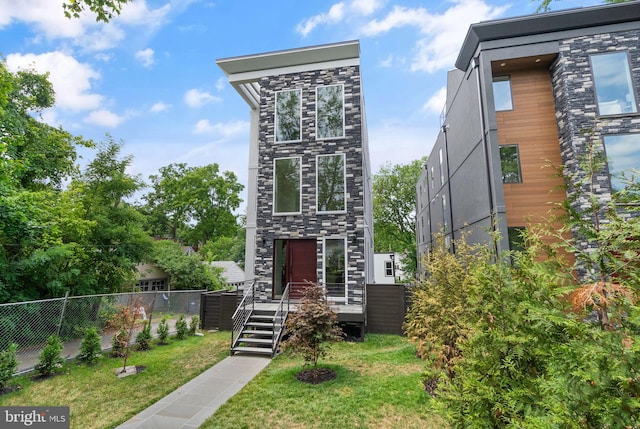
[77,327,102,365]
[175,315,188,340]
[0,343,18,389]
[281,283,343,383]
[189,315,200,335]
[156,317,169,345]
[135,321,152,351]
[35,335,64,377]
[109,298,145,372]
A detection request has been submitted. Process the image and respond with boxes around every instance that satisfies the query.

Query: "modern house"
[372,252,405,284]
[217,40,374,354]
[416,2,640,275]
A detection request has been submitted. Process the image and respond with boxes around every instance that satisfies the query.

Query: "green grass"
[0,331,230,429]
[202,334,444,429]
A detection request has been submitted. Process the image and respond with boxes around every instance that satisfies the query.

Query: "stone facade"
[253,65,367,299]
[551,29,640,272]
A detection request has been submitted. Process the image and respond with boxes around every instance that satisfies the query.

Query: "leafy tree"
[372,158,425,279]
[199,223,246,266]
[533,0,631,12]
[63,0,133,22]
[143,163,243,245]
[282,283,343,377]
[150,240,225,290]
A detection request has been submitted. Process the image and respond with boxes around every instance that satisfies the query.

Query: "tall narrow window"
[591,52,637,115]
[384,260,393,277]
[439,148,445,186]
[317,153,346,212]
[430,166,435,189]
[508,226,527,252]
[275,89,302,142]
[499,144,522,183]
[604,134,640,192]
[274,157,301,214]
[317,84,345,139]
[324,238,346,287]
[493,76,513,111]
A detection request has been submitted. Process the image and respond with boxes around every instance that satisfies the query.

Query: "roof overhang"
[456,1,640,71]
[217,40,361,109]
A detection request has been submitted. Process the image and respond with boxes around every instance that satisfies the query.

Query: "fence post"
[56,291,70,337]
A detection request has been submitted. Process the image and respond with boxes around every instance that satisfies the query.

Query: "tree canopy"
[372,158,425,279]
[62,0,133,22]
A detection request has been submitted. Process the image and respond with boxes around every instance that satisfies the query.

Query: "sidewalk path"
[116,354,271,429]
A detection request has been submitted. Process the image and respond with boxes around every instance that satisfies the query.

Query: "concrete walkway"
[116,355,271,429]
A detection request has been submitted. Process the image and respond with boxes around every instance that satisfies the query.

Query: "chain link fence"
[0,290,205,374]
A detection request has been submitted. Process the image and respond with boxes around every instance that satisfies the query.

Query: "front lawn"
[0,331,230,429]
[202,334,444,429]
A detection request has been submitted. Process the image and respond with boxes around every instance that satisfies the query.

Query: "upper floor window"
[317,153,346,212]
[493,76,513,111]
[500,144,522,183]
[591,52,637,116]
[508,226,527,253]
[275,89,302,142]
[317,84,345,139]
[603,133,640,192]
[273,157,301,214]
[439,148,445,186]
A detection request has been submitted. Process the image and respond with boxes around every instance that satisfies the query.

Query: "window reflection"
[275,89,302,142]
[317,154,346,212]
[317,85,344,139]
[604,134,640,192]
[500,145,522,183]
[493,76,513,111]
[591,52,637,115]
[274,157,301,213]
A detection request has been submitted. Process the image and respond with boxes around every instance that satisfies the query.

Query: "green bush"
[135,321,152,351]
[175,315,188,340]
[189,315,200,335]
[35,335,64,376]
[156,318,169,345]
[0,342,18,388]
[77,327,102,365]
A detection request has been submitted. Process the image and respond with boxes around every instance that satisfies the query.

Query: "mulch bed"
[295,367,336,385]
[0,385,21,397]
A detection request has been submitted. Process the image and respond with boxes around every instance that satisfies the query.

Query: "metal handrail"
[272,282,290,357]
[231,280,255,350]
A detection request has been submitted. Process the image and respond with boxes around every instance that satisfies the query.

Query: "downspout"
[441,124,456,254]
[471,56,499,257]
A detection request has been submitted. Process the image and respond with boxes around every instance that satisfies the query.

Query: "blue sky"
[1,0,600,210]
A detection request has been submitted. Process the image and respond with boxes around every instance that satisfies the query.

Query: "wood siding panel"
[496,68,566,228]
[366,284,409,335]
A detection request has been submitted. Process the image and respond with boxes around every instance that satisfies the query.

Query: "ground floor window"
[604,133,640,192]
[500,144,522,183]
[508,226,527,253]
[324,238,346,286]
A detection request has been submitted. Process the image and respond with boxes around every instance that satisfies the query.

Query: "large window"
[275,89,302,142]
[591,52,637,115]
[317,154,346,212]
[493,76,513,111]
[604,134,640,192]
[500,144,522,183]
[274,157,301,214]
[316,85,344,139]
[508,226,527,253]
[324,238,346,287]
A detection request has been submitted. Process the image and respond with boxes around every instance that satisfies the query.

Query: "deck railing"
[230,280,255,350]
[272,283,291,356]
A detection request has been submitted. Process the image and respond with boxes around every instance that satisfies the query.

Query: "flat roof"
[217,40,360,76]
[456,1,640,70]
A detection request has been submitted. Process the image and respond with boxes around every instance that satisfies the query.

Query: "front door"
[273,239,317,299]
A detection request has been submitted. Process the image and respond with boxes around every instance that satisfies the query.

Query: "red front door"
[273,239,317,299]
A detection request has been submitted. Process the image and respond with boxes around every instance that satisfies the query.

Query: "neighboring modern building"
[372,252,405,284]
[217,40,374,308]
[417,2,640,275]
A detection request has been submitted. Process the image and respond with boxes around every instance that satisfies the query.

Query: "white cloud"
[351,0,384,16]
[184,89,221,108]
[361,0,509,73]
[135,48,155,67]
[84,109,125,127]
[150,102,171,112]
[215,76,226,91]
[296,2,346,37]
[423,86,446,115]
[5,51,102,111]
[194,119,249,137]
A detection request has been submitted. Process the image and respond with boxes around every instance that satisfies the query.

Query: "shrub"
[156,318,169,345]
[111,328,128,358]
[135,321,152,351]
[189,316,200,335]
[0,342,18,389]
[35,335,64,376]
[281,283,343,372]
[175,315,188,340]
[77,327,102,365]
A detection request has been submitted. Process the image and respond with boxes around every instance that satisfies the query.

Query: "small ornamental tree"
[282,283,343,383]
[0,343,18,389]
[109,298,144,372]
[156,318,170,345]
[35,335,64,376]
[77,327,102,365]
